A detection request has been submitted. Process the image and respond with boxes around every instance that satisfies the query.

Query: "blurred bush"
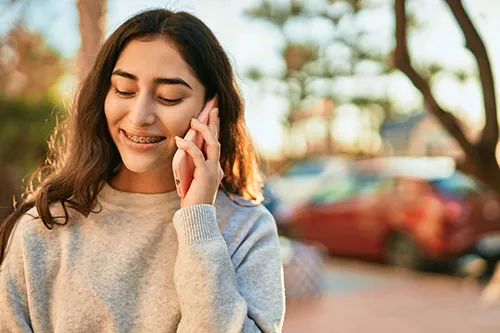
[0,97,63,219]
[0,25,65,218]
[0,97,62,177]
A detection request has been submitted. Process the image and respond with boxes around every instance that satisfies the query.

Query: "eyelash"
[113,88,182,105]
[114,88,133,97]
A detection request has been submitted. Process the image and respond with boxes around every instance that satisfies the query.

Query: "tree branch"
[76,0,107,82]
[393,0,479,164]
[445,0,498,153]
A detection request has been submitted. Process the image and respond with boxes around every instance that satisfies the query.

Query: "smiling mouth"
[122,130,166,144]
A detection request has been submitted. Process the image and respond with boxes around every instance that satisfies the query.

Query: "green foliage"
[244,0,398,122]
[0,24,66,185]
[0,97,64,178]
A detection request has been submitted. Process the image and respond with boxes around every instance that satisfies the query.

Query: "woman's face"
[104,37,206,174]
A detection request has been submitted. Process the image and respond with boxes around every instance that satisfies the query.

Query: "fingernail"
[175,137,186,148]
[191,118,200,124]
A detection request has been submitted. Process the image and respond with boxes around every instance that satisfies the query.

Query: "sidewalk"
[283,265,500,332]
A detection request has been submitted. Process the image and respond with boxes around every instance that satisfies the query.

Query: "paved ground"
[283,258,500,333]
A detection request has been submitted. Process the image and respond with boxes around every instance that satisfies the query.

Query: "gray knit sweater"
[0,183,285,332]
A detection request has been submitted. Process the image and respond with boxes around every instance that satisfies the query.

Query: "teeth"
[124,131,164,144]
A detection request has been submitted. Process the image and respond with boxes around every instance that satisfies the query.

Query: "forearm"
[172,205,284,332]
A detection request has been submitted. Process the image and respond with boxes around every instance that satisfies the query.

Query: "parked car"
[266,156,350,208]
[471,194,500,279]
[285,157,500,270]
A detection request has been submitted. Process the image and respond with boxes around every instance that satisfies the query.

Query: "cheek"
[104,94,116,124]
[158,113,190,138]
[104,93,126,126]
[160,100,204,136]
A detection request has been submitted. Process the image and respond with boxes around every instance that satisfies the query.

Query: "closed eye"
[113,88,182,105]
[114,88,134,97]
[157,97,182,106]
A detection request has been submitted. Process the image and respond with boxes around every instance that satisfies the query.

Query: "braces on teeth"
[125,132,164,144]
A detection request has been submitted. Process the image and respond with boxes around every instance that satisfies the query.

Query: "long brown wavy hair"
[0,9,263,263]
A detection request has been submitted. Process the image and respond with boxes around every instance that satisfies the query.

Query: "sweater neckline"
[97,182,180,212]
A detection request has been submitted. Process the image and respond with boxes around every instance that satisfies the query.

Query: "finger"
[200,97,216,117]
[216,113,220,139]
[218,164,224,182]
[190,117,220,163]
[175,136,208,169]
[208,108,219,138]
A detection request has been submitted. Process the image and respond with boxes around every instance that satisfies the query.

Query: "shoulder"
[6,202,77,254]
[1,206,41,271]
[17,202,71,229]
[215,190,274,226]
[8,206,45,245]
[214,190,278,252]
[1,203,70,284]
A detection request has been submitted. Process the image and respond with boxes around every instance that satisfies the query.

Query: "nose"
[128,93,156,127]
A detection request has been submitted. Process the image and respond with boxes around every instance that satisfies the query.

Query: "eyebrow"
[111,69,192,89]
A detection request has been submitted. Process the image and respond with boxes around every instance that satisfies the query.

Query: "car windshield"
[283,160,325,177]
[310,172,389,205]
[431,172,482,198]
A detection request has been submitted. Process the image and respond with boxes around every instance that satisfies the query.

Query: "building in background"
[380,112,475,159]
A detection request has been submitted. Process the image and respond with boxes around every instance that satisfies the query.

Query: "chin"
[120,154,169,174]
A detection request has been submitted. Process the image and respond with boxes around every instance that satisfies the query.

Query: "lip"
[122,129,166,138]
[120,129,166,151]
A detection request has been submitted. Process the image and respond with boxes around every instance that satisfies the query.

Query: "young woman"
[0,9,285,332]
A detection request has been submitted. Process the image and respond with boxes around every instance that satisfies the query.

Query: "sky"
[4,0,500,159]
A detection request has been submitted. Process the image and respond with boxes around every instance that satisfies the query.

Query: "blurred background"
[2,0,500,331]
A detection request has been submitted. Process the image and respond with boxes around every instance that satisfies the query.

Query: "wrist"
[180,197,215,209]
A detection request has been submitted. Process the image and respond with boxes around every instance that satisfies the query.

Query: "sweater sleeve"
[0,219,34,333]
[172,204,285,333]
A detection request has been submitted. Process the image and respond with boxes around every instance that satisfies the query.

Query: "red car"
[286,159,500,270]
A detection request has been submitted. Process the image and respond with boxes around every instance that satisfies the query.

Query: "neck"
[110,164,176,194]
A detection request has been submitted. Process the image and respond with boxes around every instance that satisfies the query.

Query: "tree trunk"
[76,0,107,82]
[394,0,500,286]
[393,0,500,193]
[445,0,498,151]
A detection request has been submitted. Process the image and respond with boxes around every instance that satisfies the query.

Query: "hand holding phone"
[172,98,216,198]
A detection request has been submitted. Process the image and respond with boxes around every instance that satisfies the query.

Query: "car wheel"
[385,231,424,270]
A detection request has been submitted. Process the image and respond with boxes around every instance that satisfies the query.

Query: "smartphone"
[172,98,216,197]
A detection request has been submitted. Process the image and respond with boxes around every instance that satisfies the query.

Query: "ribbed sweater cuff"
[173,204,221,245]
